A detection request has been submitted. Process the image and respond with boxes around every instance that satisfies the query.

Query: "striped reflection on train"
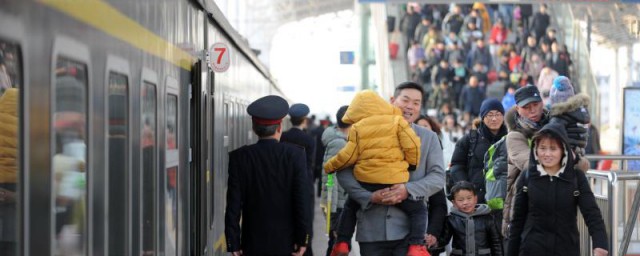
[53,60,88,255]
[1,0,287,255]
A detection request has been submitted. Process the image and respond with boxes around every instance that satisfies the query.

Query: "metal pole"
[584,155,640,161]
[360,4,371,90]
[586,14,592,53]
[619,181,640,255]
[608,171,619,256]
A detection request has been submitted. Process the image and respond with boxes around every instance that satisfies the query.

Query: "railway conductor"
[280,103,316,256]
[280,103,316,180]
[225,95,312,256]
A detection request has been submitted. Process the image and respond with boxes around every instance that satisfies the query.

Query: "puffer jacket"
[548,93,590,151]
[441,204,503,256]
[0,88,18,183]
[450,123,507,203]
[324,90,421,184]
[507,123,607,256]
[320,126,348,212]
[502,106,548,237]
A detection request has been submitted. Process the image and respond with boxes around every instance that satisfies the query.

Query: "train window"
[107,71,128,255]
[141,81,157,255]
[0,39,22,256]
[165,90,178,254]
[52,57,88,255]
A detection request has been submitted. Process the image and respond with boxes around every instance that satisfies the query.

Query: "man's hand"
[370,187,391,204]
[593,248,608,256]
[292,246,307,256]
[382,183,409,204]
[231,251,243,256]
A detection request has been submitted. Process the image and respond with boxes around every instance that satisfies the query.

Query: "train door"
[189,58,209,255]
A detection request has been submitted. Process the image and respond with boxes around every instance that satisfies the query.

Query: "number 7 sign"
[209,42,230,72]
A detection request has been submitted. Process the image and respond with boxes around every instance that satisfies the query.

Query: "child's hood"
[341,90,401,124]
[451,204,492,218]
[549,93,589,117]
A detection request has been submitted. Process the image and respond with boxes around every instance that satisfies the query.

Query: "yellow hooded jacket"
[323,90,421,184]
[472,3,492,34]
[0,88,18,183]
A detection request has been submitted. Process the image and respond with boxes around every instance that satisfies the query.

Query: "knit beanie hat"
[335,105,349,128]
[549,76,575,105]
[480,98,505,119]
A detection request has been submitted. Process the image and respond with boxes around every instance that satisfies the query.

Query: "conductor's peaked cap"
[247,95,289,125]
[288,103,310,118]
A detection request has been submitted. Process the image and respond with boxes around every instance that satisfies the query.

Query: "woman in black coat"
[450,99,508,203]
[507,123,608,256]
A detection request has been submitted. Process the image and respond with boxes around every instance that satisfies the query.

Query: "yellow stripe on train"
[39,0,195,70]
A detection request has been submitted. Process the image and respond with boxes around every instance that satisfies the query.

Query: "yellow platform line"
[40,0,195,71]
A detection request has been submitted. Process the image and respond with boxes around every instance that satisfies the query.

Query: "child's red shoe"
[406,244,430,256]
[330,242,350,256]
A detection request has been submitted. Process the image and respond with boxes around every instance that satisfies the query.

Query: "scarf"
[515,114,543,138]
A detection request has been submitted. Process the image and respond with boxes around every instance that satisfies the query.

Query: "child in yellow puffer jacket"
[324,90,429,255]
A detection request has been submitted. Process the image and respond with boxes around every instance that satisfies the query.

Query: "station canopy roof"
[215,0,353,65]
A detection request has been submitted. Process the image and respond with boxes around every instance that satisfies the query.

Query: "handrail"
[585,169,640,256]
[584,154,640,161]
[587,170,640,182]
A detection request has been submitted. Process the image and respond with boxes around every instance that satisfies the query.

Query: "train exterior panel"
[0,0,284,255]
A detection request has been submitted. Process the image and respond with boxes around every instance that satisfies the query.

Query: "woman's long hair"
[415,115,442,136]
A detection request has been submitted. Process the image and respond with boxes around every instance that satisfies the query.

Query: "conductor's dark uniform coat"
[281,127,315,178]
[279,103,316,256]
[225,96,312,255]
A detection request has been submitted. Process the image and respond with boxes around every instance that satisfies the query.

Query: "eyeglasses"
[484,113,503,120]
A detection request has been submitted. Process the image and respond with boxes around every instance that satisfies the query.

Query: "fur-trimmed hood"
[549,93,590,117]
[505,106,518,131]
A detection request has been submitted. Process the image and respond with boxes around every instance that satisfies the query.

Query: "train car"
[0,0,287,255]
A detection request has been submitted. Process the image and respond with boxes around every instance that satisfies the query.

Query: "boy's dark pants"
[336,183,427,245]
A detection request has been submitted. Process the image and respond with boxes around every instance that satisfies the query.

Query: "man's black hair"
[252,122,279,137]
[394,81,424,99]
[450,181,477,199]
[336,105,350,129]
[290,116,306,126]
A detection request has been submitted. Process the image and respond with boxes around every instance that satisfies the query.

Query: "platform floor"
[311,195,361,255]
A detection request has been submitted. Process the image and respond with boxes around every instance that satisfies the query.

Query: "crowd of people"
[223,3,608,256]
[224,82,607,256]
[401,4,573,138]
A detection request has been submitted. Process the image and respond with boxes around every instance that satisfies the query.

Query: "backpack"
[483,136,508,210]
